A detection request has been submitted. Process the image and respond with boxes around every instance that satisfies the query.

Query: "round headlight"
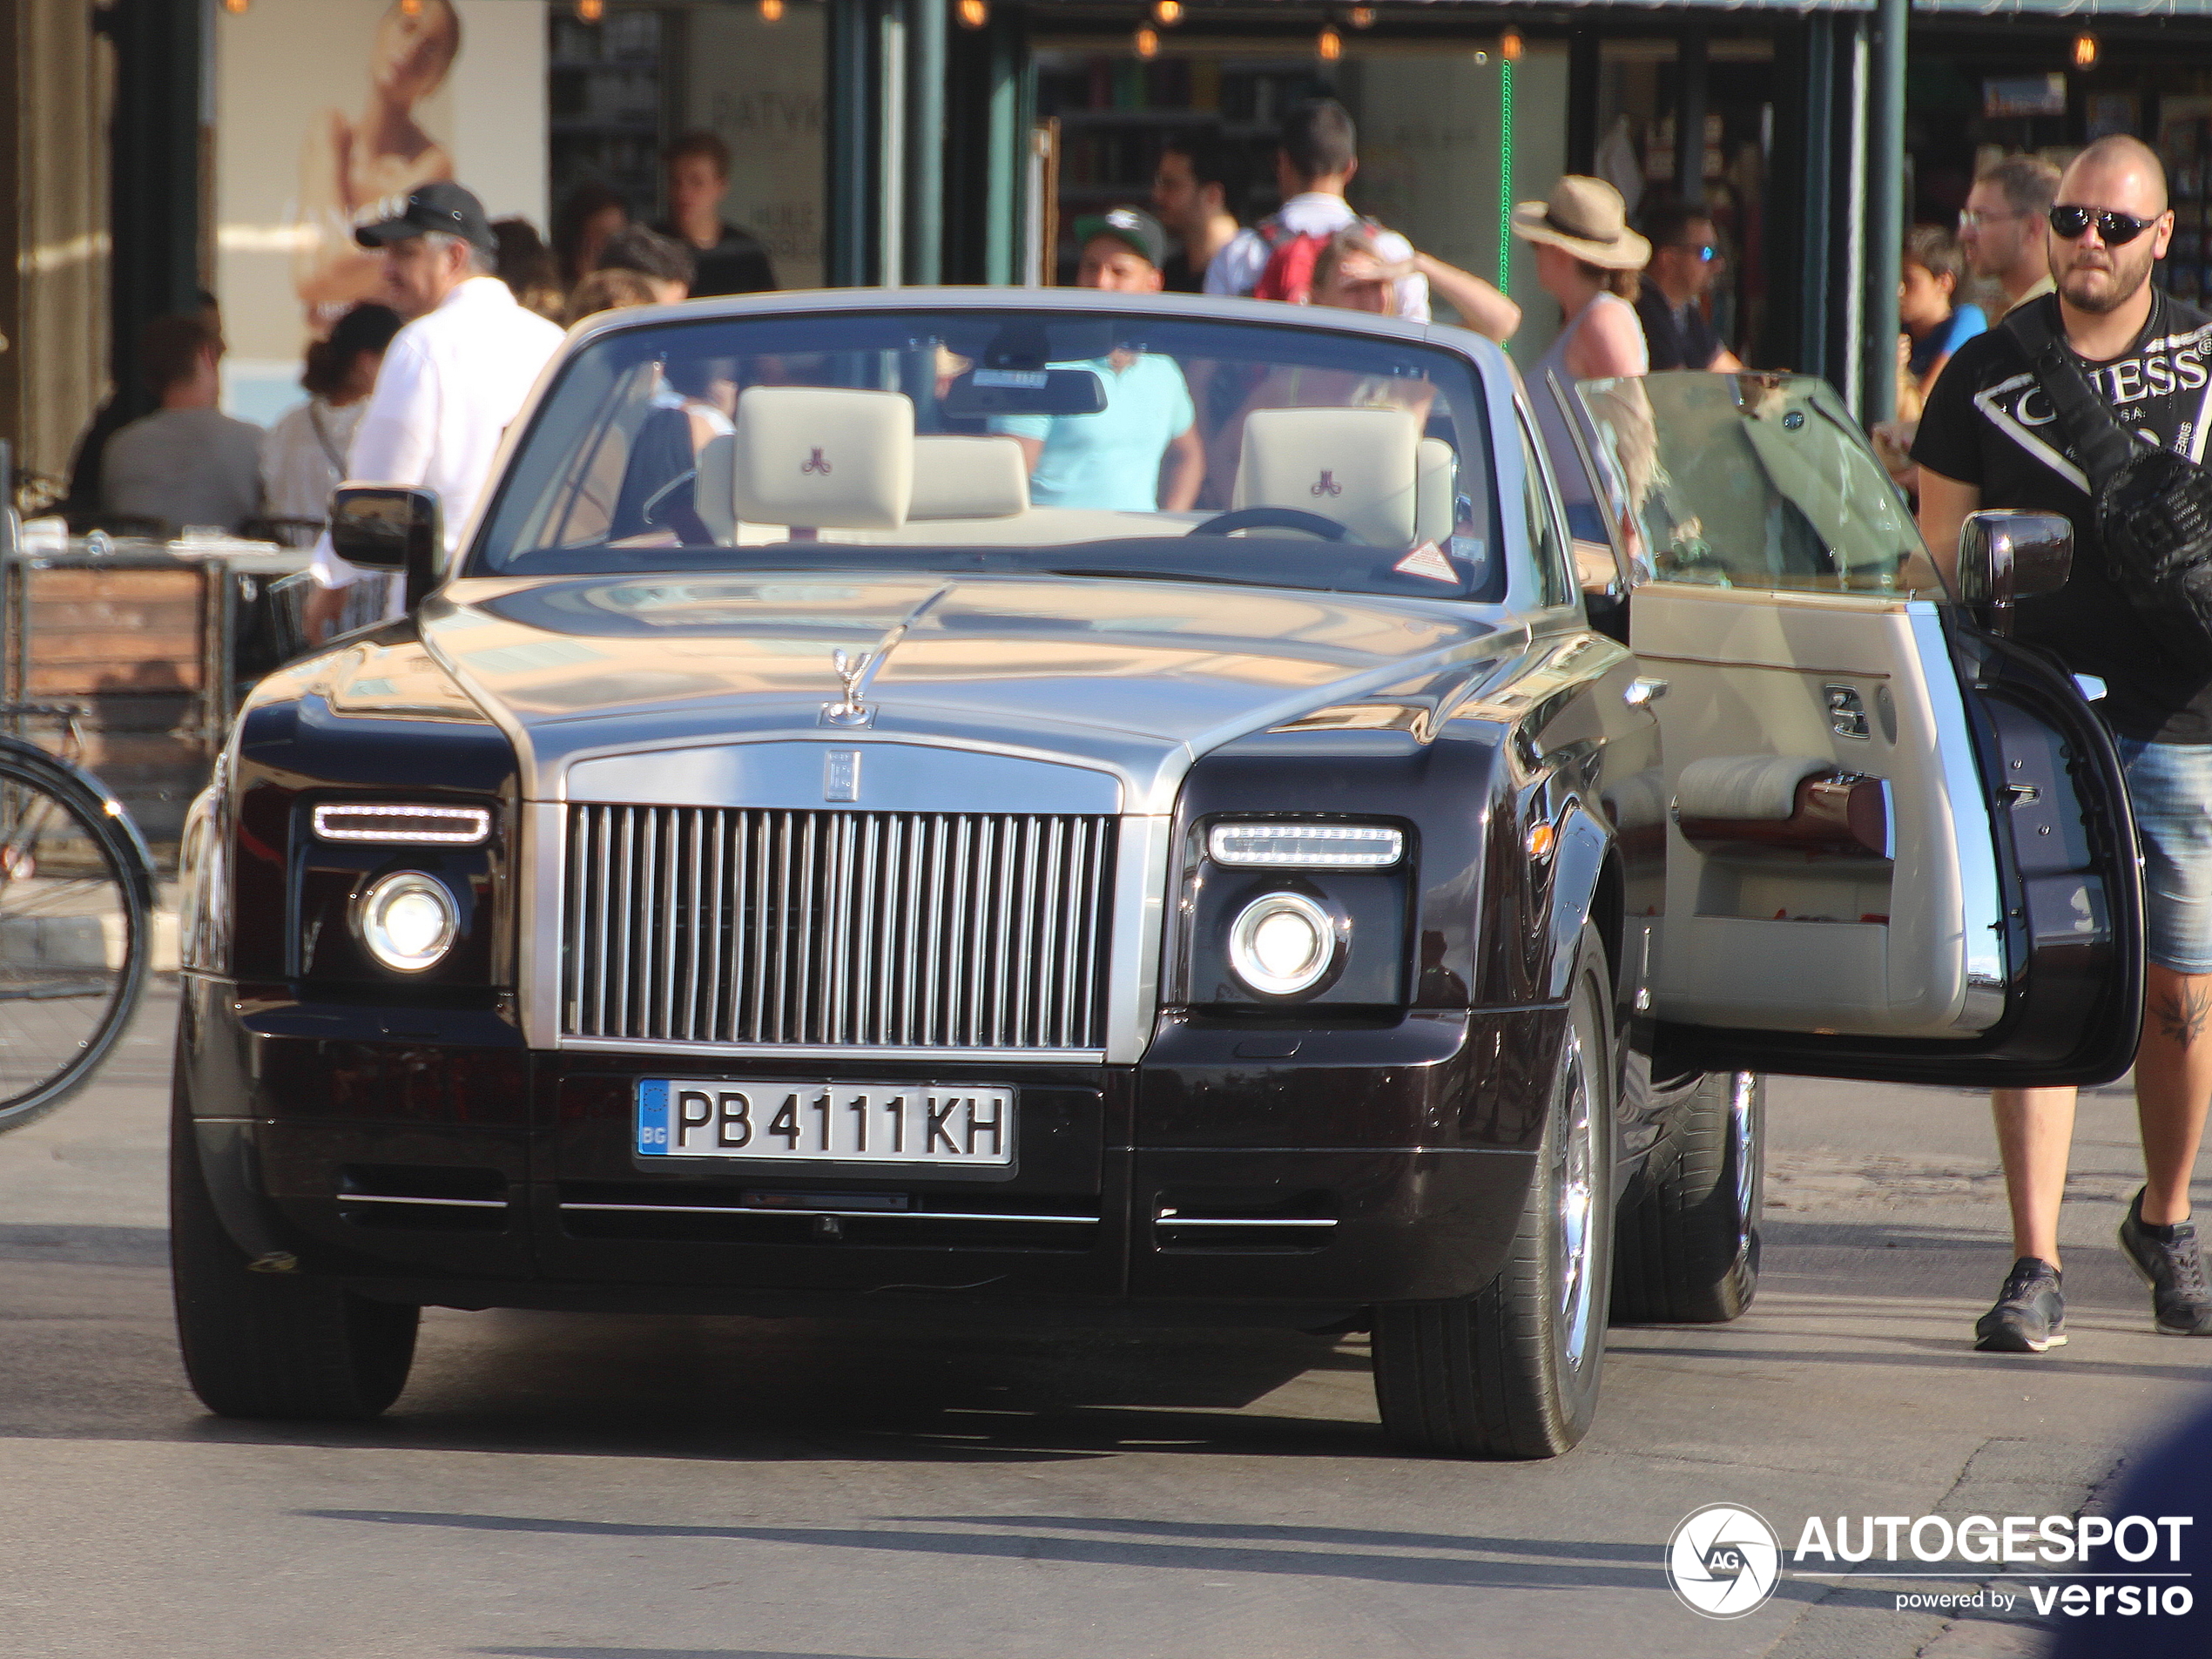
[1227,891,1339,996]
[357,872,457,973]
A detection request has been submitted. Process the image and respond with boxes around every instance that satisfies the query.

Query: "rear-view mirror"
[941,368,1109,420]
[1954,509,2072,631]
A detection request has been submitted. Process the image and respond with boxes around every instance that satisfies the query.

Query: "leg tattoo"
[2154,984,2212,1048]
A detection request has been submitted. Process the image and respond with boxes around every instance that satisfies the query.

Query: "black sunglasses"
[2048,204,2161,245]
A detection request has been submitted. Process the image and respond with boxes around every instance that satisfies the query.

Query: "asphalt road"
[3,983,2208,1659]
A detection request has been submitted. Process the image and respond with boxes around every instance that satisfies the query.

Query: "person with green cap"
[991,207,1204,512]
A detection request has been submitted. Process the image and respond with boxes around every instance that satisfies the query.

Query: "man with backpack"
[1204,99,1513,343]
[1913,135,2212,1353]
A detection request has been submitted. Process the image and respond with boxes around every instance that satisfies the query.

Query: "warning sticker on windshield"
[1393,542,1458,583]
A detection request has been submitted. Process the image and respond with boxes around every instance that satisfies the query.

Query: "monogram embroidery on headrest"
[802,448,833,475]
[1311,469,1343,497]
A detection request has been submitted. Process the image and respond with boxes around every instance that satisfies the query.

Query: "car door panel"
[1632,583,1992,1038]
[1573,371,2140,1089]
[1658,622,2140,1085]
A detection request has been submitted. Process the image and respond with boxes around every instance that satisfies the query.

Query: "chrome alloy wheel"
[1729,1070,1760,1251]
[1554,1026,1599,1375]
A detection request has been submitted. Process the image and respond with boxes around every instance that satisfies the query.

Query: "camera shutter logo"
[1666,1505,1782,1620]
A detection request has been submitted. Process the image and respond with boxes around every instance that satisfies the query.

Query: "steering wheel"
[1186,506,1352,541]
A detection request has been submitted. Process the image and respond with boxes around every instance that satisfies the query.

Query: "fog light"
[1228,892,1338,996]
[358,872,457,973]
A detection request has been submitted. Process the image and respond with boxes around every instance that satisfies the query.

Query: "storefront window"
[1592,38,1772,367]
[550,2,825,293]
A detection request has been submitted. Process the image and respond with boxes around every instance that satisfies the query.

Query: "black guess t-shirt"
[1912,291,2212,742]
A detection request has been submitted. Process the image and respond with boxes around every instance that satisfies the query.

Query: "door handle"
[1624,677,1669,710]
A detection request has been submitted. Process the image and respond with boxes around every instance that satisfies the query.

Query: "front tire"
[170,1094,418,1420]
[1611,1069,1764,1325]
[1372,925,1617,1458]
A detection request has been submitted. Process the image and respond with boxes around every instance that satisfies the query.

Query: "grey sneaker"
[2117,1189,2212,1337]
[1975,1257,2067,1352]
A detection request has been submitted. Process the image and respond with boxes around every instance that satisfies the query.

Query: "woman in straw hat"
[1513,176,1651,540]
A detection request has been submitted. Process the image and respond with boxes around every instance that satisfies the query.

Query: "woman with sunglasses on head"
[1914,134,2212,1359]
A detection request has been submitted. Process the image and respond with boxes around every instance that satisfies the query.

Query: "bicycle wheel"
[0,746,152,1133]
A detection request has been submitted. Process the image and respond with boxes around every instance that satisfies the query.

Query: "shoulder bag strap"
[2002,299,2141,485]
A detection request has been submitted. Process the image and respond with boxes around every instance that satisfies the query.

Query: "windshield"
[1572,372,1937,596]
[469,307,1501,602]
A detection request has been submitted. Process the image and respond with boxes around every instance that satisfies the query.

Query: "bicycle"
[0,701,155,1133]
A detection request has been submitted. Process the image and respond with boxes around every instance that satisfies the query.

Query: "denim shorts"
[2117,736,2212,975]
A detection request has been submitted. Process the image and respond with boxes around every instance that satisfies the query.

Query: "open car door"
[1569,371,2141,1088]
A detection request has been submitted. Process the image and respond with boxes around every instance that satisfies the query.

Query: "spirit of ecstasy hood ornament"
[824,648,873,727]
[819,583,956,730]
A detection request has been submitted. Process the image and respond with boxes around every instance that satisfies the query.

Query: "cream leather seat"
[908,435,1029,520]
[1234,406,1422,548]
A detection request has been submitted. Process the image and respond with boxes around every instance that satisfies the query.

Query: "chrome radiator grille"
[562,806,1115,1051]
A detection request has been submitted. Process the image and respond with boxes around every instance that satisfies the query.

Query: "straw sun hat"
[1509,176,1651,271]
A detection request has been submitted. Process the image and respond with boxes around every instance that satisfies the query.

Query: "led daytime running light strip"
[1209,823,1404,868]
[313,804,492,846]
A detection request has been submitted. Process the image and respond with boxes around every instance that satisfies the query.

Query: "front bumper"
[179,977,1564,1322]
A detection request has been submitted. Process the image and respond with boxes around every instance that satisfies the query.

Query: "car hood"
[408,571,1517,811]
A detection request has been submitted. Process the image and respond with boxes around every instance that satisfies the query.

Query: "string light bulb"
[759,0,785,20]
[1500,26,1524,61]
[956,0,989,27]
[400,0,421,14]
[1348,6,1376,26]
[1154,0,1182,24]
[220,0,248,12]
[2072,31,2098,69]
[574,0,602,20]
[1317,24,1342,61]
[1134,24,1159,58]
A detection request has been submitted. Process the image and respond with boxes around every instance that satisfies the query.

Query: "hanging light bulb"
[1153,0,1183,24]
[1500,26,1524,61]
[574,0,603,21]
[220,0,248,12]
[399,0,421,14]
[1348,6,1375,26]
[759,0,785,20]
[2072,32,2099,69]
[956,0,989,27]
[1317,24,1343,61]
[1134,24,1160,58]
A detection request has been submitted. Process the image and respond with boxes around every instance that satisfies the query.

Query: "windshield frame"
[458,288,1524,610]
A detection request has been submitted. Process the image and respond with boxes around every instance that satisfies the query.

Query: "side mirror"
[330,484,442,612]
[1954,509,2072,633]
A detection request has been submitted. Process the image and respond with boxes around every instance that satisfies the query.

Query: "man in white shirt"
[306,181,564,641]
[1204,99,1430,322]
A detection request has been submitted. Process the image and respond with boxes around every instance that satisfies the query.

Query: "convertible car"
[170,290,2140,1459]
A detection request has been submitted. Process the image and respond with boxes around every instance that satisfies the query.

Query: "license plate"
[635,1081,1015,1166]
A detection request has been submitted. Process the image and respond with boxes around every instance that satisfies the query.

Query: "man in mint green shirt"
[991,208,1204,512]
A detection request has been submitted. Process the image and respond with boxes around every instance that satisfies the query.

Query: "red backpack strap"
[1253,229,1326,305]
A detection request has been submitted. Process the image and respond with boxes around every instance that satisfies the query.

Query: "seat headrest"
[731,386,913,530]
[695,433,737,543]
[1415,436,1456,546]
[1234,406,1422,549]
[909,435,1030,520]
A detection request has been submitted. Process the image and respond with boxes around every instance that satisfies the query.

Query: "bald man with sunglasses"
[1914,135,2212,1355]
